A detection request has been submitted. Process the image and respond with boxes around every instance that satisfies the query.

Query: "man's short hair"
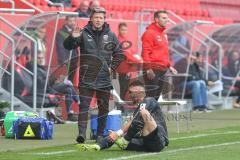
[65,16,76,20]
[90,7,106,18]
[195,52,200,57]
[118,22,127,30]
[129,80,145,89]
[154,10,168,19]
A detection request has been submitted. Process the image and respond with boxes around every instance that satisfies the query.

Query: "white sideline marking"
[170,131,240,140]
[19,131,240,156]
[22,150,76,155]
[105,141,240,160]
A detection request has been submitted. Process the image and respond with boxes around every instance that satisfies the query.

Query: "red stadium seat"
[71,0,80,8]
[33,0,41,6]
[64,8,74,12]
[27,0,33,4]
[40,0,48,6]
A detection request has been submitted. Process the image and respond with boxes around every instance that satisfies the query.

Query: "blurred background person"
[117,22,140,100]
[225,51,240,108]
[27,26,47,56]
[186,52,213,112]
[75,0,90,18]
[56,16,79,82]
[89,0,101,10]
[26,52,80,121]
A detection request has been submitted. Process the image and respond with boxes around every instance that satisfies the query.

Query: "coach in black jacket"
[64,7,125,143]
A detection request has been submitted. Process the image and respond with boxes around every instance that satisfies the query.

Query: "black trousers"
[67,55,79,82]
[143,70,167,101]
[118,74,130,100]
[78,86,111,139]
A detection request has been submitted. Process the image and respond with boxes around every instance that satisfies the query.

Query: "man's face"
[65,17,76,30]
[80,1,89,13]
[232,51,240,61]
[90,0,100,9]
[119,26,128,37]
[195,55,203,65]
[155,13,169,28]
[37,53,45,66]
[36,27,46,39]
[129,85,146,104]
[91,13,105,30]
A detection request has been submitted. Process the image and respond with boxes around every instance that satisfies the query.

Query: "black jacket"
[26,62,48,92]
[187,62,206,83]
[134,97,169,146]
[63,22,125,89]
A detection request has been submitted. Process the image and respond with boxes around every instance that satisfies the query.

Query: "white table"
[158,98,188,133]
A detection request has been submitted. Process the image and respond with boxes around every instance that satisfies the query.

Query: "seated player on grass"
[76,80,169,152]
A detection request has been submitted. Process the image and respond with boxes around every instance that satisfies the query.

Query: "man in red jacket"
[141,10,177,101]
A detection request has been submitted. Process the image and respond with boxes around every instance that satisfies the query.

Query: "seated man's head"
[190,52,203,65]
[195,52,203,64]
[79,0,90,13]
[128,80,146,104]
[37,52,45,66]
[65,16,76,31]
[35,26,46,40]
[89,0,100,10]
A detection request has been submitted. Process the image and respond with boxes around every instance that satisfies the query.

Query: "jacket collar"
[85,22,110,34]
[147,22,165,33]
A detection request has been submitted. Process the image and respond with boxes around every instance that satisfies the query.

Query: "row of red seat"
[29,0,209,17]
[200,0,240,6]
[200,0,240,22]
[19,0,233,25]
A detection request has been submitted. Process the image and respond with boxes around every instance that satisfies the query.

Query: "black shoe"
[193,106,201,111]
[76,135,85,143]
[67,113,78,121]
[47,111,65,124]
[201,105,213,112]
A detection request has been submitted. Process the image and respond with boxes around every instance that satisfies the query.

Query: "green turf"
[0,109,240,160]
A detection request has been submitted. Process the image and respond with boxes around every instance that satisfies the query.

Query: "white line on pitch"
[19,131,240,156]
[170,131,240,140]
[105,141,240,160]
[21,150,76,155]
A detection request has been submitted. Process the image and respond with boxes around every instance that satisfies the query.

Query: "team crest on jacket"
[103,35,109,41]
[156,35,162,42]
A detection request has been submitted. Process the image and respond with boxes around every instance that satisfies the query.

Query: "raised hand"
[72,26,82,38]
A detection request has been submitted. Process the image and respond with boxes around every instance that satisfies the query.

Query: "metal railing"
[0,0,15,14]
[45,0,64,11]
[0,16,38,111]
[19,0,44,13]
[0,31,14,110]
[0,8,35,14]
[167,10,223,98]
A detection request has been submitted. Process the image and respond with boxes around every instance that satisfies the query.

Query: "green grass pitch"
[0,109,240,160]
